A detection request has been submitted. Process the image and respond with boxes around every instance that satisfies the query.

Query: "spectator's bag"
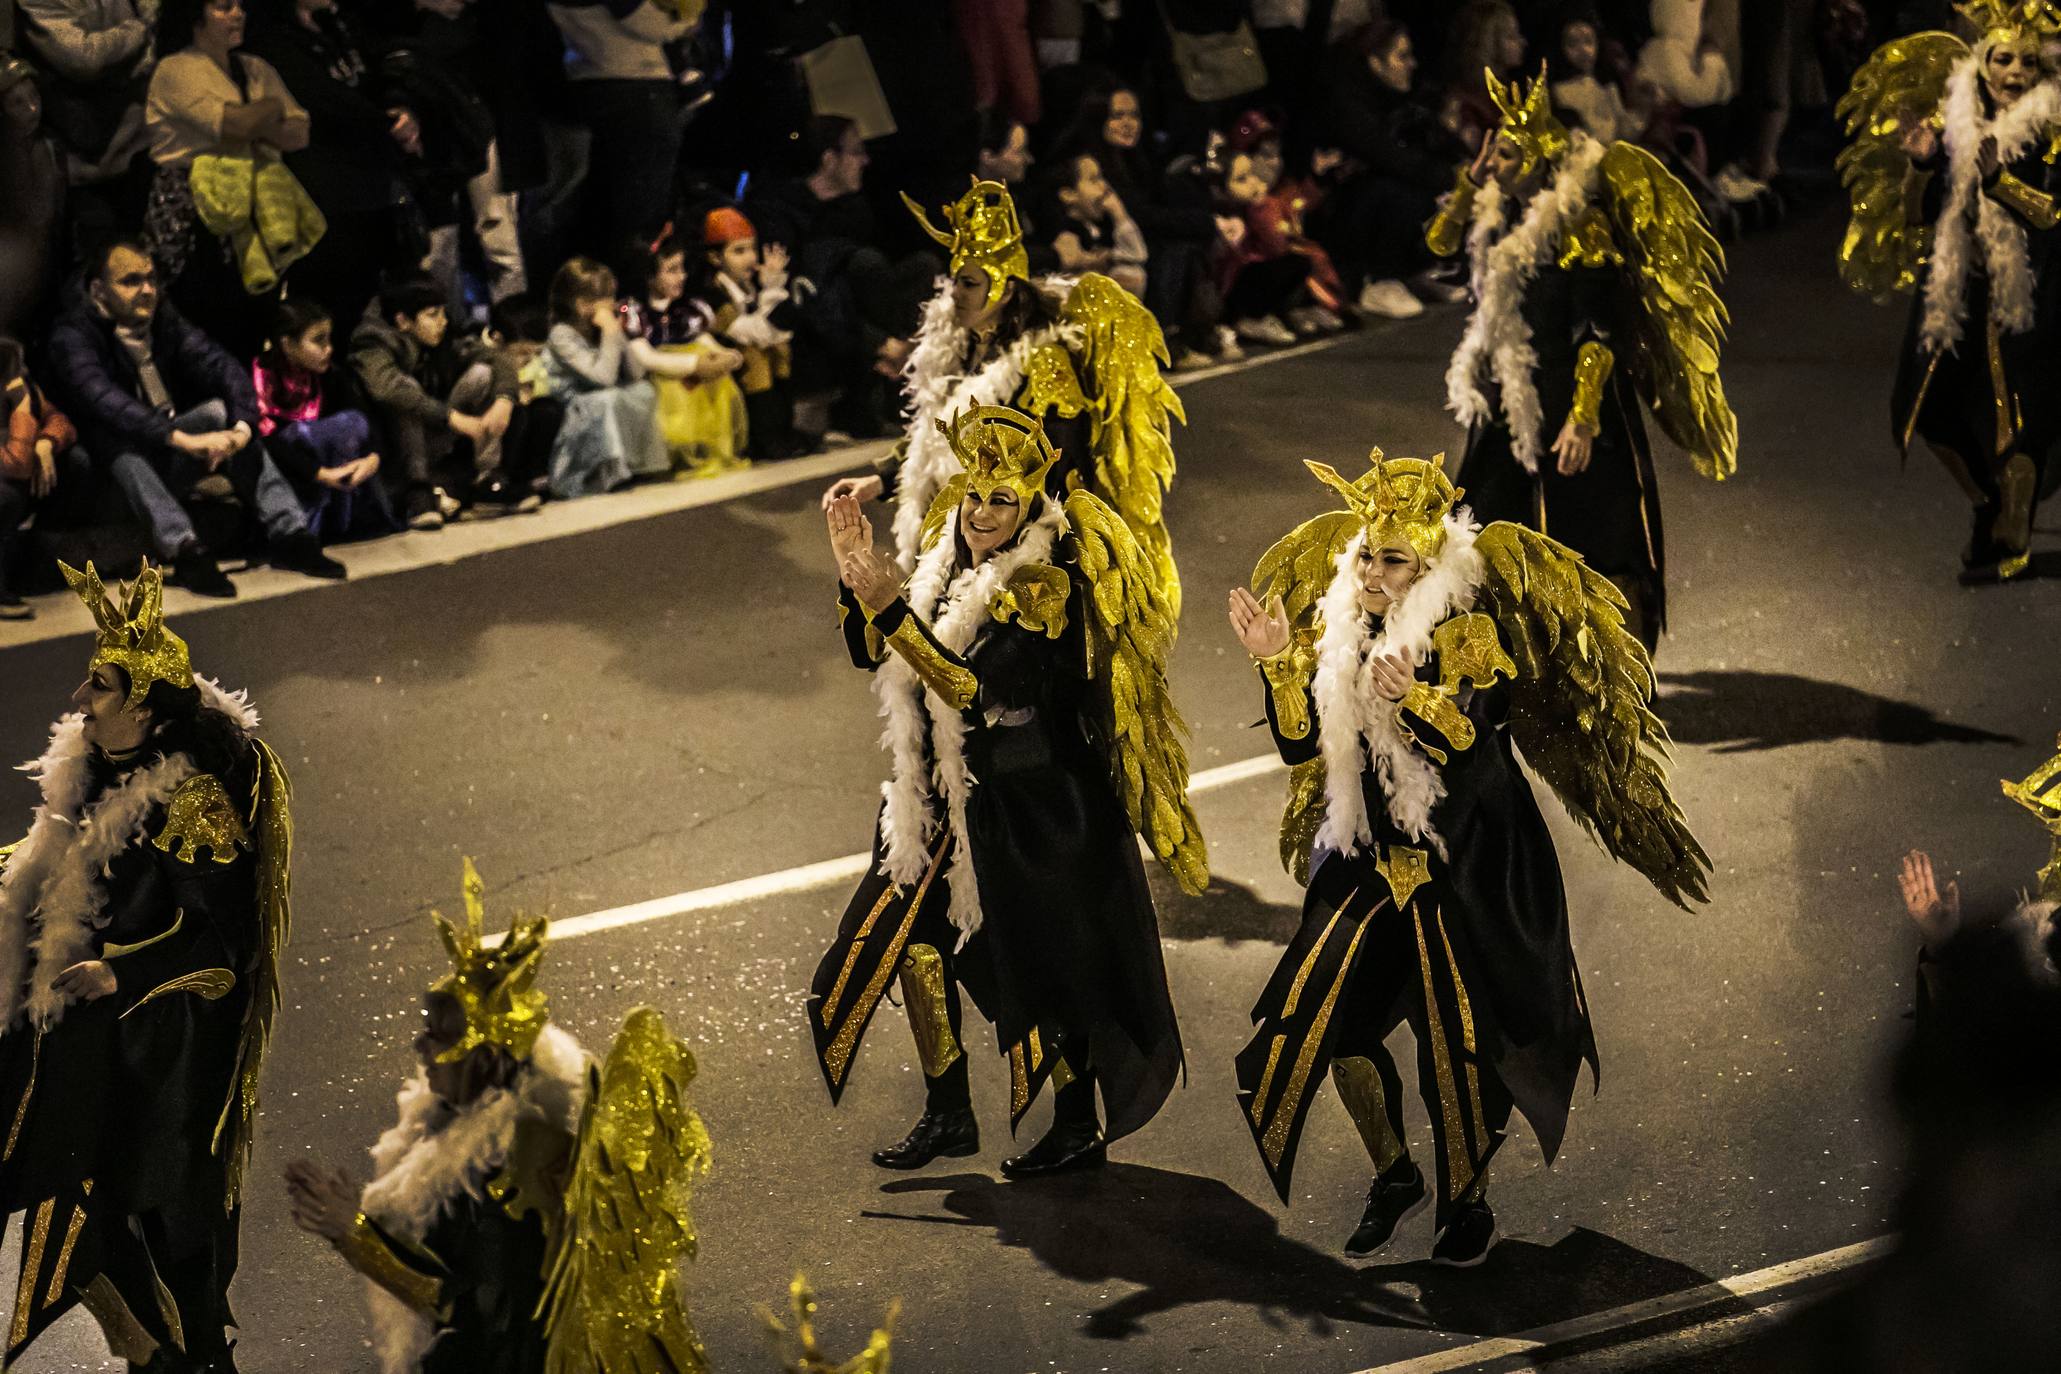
[798,34,896,140]
[1160,4,1267,104]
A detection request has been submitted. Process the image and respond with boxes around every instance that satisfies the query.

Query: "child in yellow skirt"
[697,208,805,459]
[619,228,750,477]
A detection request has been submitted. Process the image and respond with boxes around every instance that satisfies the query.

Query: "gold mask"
[2002,735,2061,904]
[940,404,1059,507]
[903,178,1031,309]
[61,560,194,711]
[1484,63,1572,175]
[429,858,550,1064]
[1305,452,1461,562]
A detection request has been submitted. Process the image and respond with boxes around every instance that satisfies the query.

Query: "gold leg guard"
[1331,1056,1406,1175]
[898,945,962,1078]
[1997,453,2036,580]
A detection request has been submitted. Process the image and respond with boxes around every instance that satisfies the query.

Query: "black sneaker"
[403,485,444,531]
[1430,1197,1497,1267]
[871,1107,979,1170]
[172,549,237,599]
[0,595,31,621]
[270,532,347,580]
[463,469,543,518]
[1344,1157,1428,1257]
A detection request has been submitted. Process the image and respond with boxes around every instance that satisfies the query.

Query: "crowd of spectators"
[0,0,1877,616]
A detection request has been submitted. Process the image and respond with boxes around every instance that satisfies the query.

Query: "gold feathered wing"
[759,1274,898,1374]
[1598,141,1737,482]
[1066,488,1207,894]
[214,737,291,1211]
[1834,32,1967,300]
[1049,273,1187,615]
[1474,522,1710,908]
[540,1007,713,1374]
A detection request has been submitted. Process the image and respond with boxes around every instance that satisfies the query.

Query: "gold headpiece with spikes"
[429,858,550,1064]
[902,178,1030,309]
[2002,735,2061,904]
[60,560,194,711]
[1485,63,1572,173]
[1957,0,2061,45]
[940,404,1059,507]
[1305,451,1461,562]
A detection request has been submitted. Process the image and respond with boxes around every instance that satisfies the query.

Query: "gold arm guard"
[1570,341,1615,431]
[1990,170,2061,230]
[884,618,978,712]
[335,1215,445,1317]
[1259,641,1314,741]
[1425,168,1480,258]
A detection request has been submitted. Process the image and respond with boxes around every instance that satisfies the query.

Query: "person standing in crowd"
[541,255,664,497]
[0,560,292,1372]
[618,228,749,477]
[0,338,95,620]
[698,207,803,461]
[0,59,74,339]
[814,406,1201,1178]
[47,239,346,596]
[1227,453,1706,1265]
[1442,1,1529,151]
[254,297,403,543]
[13,0,156,229]
[1637,0,1766,204]
[350,272,529,528]
[143,0,316,360]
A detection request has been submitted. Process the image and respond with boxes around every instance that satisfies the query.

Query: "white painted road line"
[541,751,1288,944]
[1349,1236,1893,1373]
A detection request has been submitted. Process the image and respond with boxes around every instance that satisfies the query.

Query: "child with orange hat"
[695,207,803,460]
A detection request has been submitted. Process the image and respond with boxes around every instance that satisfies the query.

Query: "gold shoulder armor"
[1558,206,1622,269]
[1020,341,1088,421]
[990,563,1071,638]
[1434,612,1517,692]
[153,773,252,866]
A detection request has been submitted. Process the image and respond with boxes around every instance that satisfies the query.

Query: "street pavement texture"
[2,205,2056,1373]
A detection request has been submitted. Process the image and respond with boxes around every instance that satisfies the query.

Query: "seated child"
[697,208,805,460]
[0,337,93,620]
[1213,145,1318,348]
[1038,152,1148,298]
[620,229,749,478]
[486,294,560,501]
[350,274,527,529]
[1226,111,1346,335]
[542,256,665,498]
[254,299,401,544]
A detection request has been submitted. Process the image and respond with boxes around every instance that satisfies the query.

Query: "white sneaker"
[1310,306,1347,333]
[1236,315,1299,347]
[1284,307,1325,337]
[1213,326,1246,362]
[1408,272,1469,305]
[1359,279,1426,319]
[1172,348,1216,371]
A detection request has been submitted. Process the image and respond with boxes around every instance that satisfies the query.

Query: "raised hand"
[1370,649,1416,703]
[284,1159,361,1241]
[840,546,903,611]
[821,474,885,512]
[826,492,876,566]
[1227,587,1291,658]
[1898,849,1961,950]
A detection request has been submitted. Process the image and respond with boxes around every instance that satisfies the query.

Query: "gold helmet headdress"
[940,404,1059,507]
[2002,735,2061,904]
[429,858,550,1064]
[1485,63,1572,174]
[61,560,194,710]
[1957,0,2061,45]
[903,178,1030,309]
[1305,452,1461,562]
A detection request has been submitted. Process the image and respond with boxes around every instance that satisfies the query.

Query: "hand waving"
[1227,587,1291,658]
[1898,849,1961,951]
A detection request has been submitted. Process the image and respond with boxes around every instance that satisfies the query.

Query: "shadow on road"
[1657,670,2019,753]
[1149,874,1300,944]
[867,1168,1725,1345]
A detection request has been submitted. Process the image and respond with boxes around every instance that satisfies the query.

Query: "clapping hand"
[1370,648,1416,702]
[51,960,114,1001]
[1898,849,1962,951]
[1900,118,1941,163]
[284,1159,360,1242]
[1227,587,1291,658]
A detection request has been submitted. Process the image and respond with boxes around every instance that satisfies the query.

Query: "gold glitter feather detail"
[759,1273,898,1374]
[152,774,250,865]
[1474,523,1710,907]
[1835,32,1967,300]
[1067,489,1207,895]
[122,967,235,1015]
[989,564,1070,639]
[213,738,292,1213]
[540,1006,712,1374]
[1598,141,1736,482]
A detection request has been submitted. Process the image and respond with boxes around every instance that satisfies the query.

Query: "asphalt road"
[2,203,2057,1373]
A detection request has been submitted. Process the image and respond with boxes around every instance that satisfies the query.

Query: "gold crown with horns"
[940,404,1060,506]
[1306,452,1462,561]
[1958,0,2061,44]
[2002,735,2061,904]
[429,858,550,1064]
[61,560,194,711]
[903,178,1030,309]
[1486,64,1572,172]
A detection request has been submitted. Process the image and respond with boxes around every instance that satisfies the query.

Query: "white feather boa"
[1311,517,1486,859]
[358,1024,589,1374]
[891,282,1077,568]
[2006,896,2060,986]
[1920,58,2061,355]
[874,499,1067,945]
[0,677,258,1031]
[1446,134,1609,474]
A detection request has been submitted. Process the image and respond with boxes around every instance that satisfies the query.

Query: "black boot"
[871,1107,980,1169]
[269,531,347,580]
[1000,1072,1105,1179]
[171,548,237,599]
